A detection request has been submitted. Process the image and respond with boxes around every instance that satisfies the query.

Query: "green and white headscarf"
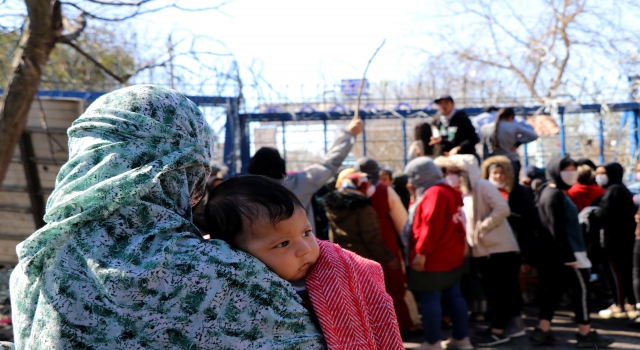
[10,85,325,349]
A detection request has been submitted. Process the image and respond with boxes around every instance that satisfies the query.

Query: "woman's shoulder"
[475,179,496,192]
[422,184,461,206]
[323,191,370,211]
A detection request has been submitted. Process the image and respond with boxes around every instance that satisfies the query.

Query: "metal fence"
[229,103,640,178]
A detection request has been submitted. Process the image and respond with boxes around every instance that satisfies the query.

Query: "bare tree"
[0,0,231,187]
[425,0,640,104]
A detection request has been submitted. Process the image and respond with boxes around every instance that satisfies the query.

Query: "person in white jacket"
[435,155,523,347]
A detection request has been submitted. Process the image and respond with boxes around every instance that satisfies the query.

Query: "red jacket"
[567,183,605,212]
[410,183,466,272]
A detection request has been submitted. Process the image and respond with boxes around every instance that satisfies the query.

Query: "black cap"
[354,157,380,185]
[434,95,454,104]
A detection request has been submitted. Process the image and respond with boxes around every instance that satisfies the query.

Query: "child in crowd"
[205,175,404,350]
[379,167,394,186]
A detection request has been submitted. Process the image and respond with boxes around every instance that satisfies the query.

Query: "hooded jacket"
[481,156,540,264]
[323,191,396,264]
[403,157,465,272]
[410,183,466,272]
[434,155,519,257]
[597,162,636,247]
[536,156,580,264]
[568,183,605,212]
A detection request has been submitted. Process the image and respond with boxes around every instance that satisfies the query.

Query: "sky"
[136,0,432,99]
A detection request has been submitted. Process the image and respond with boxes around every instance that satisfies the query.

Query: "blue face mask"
[595,174,608,187]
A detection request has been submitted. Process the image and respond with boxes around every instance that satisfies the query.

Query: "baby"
[204,175,319,285]
[204,175,404,349]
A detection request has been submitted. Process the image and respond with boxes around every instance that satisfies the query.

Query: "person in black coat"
[430,95,479,157]
[595,162,638,318]
[531,156,613,348]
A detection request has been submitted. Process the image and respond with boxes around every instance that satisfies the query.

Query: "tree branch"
[83,0,152,6]
[58,13,86,42]
[60,38,128,83]
[60,0,232,22]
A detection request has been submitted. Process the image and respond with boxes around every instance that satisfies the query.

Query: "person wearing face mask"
[481,156,540,267]
[594,163,638,320]
[403,157,471,350]
[531,156,614,348]
[567,160,605,212]
[434,155,523,347]
[353,157,417,336]
[323,169,402,269]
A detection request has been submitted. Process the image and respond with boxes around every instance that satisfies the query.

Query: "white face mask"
[595,174,608,187]
[560,170,578,187]
[635,172,640,181]
[489,179,506,189]
[445,173,461,188]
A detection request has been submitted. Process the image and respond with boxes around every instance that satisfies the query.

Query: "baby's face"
[242,208,319,281]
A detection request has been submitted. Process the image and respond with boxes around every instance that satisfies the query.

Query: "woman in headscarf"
[434,155,522,347]
[403,157,471,350]
[531,156,612,348]
[594,163,638,319]
[9,86,325,349]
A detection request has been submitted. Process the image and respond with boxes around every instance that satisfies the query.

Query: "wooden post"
[19,132,46,229]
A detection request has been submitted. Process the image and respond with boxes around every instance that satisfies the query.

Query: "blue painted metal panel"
[239,109,251,175]
[2,89,238,175]
[323,114,328,153]
[599,118,605,164]
[281,119,287,163]
[223,102,236,175]
[362,114,367,156]
[0,89,237,107]
[242,103,640,122]
[559,107,566,156]
[630,110,638,166]
[402,119,407,167]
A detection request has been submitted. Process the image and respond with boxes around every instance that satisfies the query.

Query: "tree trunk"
[0,0,62,187]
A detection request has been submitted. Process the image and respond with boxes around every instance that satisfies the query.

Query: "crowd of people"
[4,86,640,350]
[231,94,637,349]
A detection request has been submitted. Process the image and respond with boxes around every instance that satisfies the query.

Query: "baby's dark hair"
[204,175,304,248]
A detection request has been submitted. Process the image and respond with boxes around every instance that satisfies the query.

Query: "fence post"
[559,106,566,156]
[223,100,237,175]
[636,109,640,161]
[523,143,528,169]
[281,119,287,164]
[362,113,367,156]
[240,113,250,174]
[631,110,638,170]
[323,114,328,153]
[402,118,407,167]
[598,117,605,164]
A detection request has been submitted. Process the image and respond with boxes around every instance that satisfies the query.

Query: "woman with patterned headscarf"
[9,86,325,349]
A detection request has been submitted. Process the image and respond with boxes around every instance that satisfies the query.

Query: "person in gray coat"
[480,108,538,182]
[249,119,363,233]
